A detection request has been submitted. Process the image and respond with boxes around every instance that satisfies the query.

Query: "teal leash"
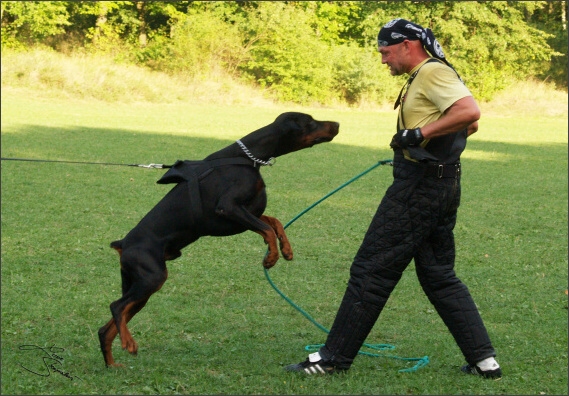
[264,159,430,373]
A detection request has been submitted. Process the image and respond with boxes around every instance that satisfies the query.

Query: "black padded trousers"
[318,159,496,369]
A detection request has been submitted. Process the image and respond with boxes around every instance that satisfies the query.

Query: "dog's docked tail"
[110,240,123,255]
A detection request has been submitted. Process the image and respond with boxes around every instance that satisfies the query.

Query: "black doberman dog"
[98,112,339,367]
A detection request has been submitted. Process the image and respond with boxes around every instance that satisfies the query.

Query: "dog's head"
[271,112,339,156]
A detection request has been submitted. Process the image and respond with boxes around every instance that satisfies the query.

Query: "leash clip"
[138,163,165,169]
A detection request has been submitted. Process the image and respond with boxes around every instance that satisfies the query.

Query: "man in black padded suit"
[285,18,501,379]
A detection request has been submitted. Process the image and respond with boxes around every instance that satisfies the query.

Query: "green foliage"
[1,1,567,105]
[300,1,367,45]
[527,0,569,89]
[225,2,400,105]
[236,2,336,104]
[140,10,241,79]
[0,48,274,105]
[330,44,404,105]
[356,1,562,100]
[1,1,70,48]
[442,1,558,99]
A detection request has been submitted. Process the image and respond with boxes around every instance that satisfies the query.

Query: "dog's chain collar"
[236,140,276,167]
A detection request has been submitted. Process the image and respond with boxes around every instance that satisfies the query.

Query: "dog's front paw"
[279,239,293,261]
[122,338,139,356]
[263,251,279,269]
[107,362,125,368]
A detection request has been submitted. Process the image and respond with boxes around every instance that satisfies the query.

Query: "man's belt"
[424,163,461,178]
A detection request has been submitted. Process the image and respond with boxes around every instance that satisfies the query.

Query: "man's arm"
[466,121,478,136]
[420,96,480,139]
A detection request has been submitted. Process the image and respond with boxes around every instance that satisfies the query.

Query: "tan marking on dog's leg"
[115,273,166,357]
[260,215,293,260]
[116,301,140,355]
[253,227,280,268]
[99,318,121,367]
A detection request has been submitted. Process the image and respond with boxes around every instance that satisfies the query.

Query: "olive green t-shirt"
[398,58,472,129]
[398,58,472,163]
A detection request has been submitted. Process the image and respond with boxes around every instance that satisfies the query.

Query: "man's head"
[377,18,452,76]
[378,39,425,76]
[377,18,424,47]
[377,19,428,76]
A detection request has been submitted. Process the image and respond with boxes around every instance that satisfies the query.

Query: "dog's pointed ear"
[274,112,313,132]
[274,112,287,123]
[274,112,310,123]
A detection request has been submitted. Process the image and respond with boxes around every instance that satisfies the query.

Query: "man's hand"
[391,128,424,149]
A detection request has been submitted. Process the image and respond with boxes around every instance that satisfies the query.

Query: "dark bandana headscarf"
[377,18,458,74]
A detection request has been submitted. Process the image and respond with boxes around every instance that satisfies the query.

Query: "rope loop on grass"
[264,159,430,373]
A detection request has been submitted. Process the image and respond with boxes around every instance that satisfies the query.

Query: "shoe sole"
[461,364,502,379]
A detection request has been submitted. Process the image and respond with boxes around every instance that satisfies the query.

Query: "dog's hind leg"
[260,215,293,261]
[111,296,151,355]
[98,242,126,367]
[110,247,168,359]
[98,318,120,367]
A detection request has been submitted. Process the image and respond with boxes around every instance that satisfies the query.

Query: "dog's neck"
[235,140,275,167]
[204,125,281,165]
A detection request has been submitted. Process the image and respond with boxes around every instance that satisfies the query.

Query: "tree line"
[2,1,567,105]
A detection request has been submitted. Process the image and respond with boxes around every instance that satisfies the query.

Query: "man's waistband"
[424,163,461,178]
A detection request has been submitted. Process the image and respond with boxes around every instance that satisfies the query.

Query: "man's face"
[378,41,407,76]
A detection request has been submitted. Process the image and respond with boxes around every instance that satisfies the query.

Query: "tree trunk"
[136,1,147,47]
[562,1,566,30]
[93,1,108,45]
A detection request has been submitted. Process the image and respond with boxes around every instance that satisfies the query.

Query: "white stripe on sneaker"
[304,364,326,374]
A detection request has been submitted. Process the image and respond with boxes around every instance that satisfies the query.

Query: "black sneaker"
[284,352,343,375]
[461,357,502,379]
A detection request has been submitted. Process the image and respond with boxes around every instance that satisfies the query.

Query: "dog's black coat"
[98,112,339,366]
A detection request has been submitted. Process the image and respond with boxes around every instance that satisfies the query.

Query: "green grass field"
[1,88,567,395]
